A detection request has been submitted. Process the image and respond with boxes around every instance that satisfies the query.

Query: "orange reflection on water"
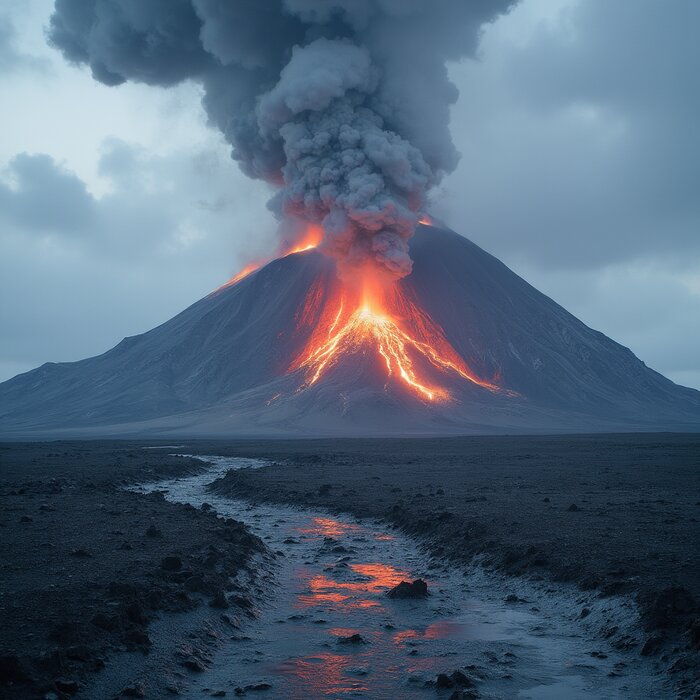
[392,629,420,645]
[296,562,409,610]
[297,517,361,538]
[276,653,369,696]
[393,619,465,647]
[349,563,407,591]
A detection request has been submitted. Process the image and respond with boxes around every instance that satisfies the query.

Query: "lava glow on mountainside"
[291,274,502,402]
[215,224,324,292]
[214,219,506,402]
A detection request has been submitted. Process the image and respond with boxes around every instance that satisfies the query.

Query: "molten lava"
[291,277,501,402]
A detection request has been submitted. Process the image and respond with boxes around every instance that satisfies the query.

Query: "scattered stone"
[182,657,205,672]
[209,591,229,609]
[387,579,428,599]
[54,678,79,694]
[436,670,475,690]
[640,635,664,656]
[0,654,29,683]
[244,682,272,691]
[161,555,183,571]
[145,524,162,538]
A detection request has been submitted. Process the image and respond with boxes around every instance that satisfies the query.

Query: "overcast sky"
[1,0,698,390]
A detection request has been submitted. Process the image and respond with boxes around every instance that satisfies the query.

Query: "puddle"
[130,458,668,699]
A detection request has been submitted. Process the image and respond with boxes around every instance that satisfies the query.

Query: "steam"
[49,0,514,278]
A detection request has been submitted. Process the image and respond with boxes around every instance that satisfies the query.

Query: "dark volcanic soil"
[206,433,700,694]
[0,442,265,699]
[1,435,699,698]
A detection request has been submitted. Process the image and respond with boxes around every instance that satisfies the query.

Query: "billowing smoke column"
[49,0,514,279]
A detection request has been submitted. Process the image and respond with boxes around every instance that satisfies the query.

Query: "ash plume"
[49,0,514,278]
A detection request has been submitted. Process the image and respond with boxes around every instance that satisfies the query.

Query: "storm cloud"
[48,0,514,278]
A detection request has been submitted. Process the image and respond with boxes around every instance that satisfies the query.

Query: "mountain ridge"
[1,225,698,437]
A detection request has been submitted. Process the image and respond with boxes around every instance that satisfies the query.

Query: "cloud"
[438,0,700,271]
[0,138,276,378]
[0,13,47,75]
[0,153,96,234]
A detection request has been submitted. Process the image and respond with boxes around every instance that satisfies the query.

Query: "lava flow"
[291,277,501,402]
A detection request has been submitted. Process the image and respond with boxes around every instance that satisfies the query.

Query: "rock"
[436,673,455,689]
[0,654,29,683]
[387,579,428,599]
[69,548,92,558]
[54,678,79,694]
[161,555,183,571]
[201,502,213,511]
[689,618,700,648]
[580,607,591,619]
[182,657,205,672]
[120,683,146,697]
[337,633,366,644]
[209,591,229,609]
[318,484,333,495]
[436,670,476,690]
[640,635,664,656]
[146,524,162,538]
[211,691,226,697]
[645,586,697,628]
[20,515,33,523]
[245,682,272,691]
[91,612,119,630]
[567,503,581,512]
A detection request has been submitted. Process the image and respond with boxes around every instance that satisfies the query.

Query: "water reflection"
[297,516,361,538]
[276,653,370,696]
[296,561,408,610]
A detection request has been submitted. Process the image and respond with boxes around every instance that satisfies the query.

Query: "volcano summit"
[1,223,698,437]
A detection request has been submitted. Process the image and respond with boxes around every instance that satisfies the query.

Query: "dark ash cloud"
[48,0,514,278]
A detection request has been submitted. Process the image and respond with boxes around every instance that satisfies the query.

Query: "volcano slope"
[0,224,698,437]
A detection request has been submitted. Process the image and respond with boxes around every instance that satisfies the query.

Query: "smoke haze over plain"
[0,0,698,389]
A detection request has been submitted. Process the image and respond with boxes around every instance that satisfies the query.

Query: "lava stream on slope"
[290,276,503,402]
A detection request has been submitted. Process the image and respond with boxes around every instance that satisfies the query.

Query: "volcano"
[1,224,698,437]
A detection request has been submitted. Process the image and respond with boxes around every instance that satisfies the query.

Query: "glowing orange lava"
[213,223,323,293]
[291,277,501,401]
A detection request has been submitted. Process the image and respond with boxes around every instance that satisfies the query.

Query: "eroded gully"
[130,456,669,699]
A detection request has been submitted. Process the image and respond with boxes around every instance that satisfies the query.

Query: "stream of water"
[130,457,668,699]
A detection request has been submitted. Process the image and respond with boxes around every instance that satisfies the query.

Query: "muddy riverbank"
[207,434,700,697]
[0,444,266,699]
[1,436,698,698]
[130,461,673,698]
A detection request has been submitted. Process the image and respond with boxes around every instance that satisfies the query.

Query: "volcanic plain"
[1,434,699,697]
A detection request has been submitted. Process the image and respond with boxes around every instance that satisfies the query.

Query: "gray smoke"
[49,0,514,278]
